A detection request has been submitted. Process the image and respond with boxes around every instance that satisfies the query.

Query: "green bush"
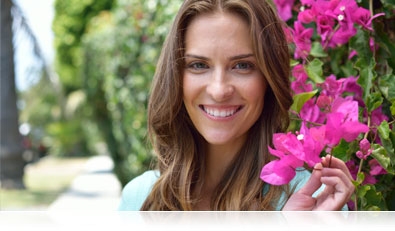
[81,0,182,186]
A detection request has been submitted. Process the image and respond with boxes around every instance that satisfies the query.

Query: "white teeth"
[204,107,237,118]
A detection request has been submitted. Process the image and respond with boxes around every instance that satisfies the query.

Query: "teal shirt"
[118,169,346,211]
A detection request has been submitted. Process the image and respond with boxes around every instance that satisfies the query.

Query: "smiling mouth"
[200,105,242,118]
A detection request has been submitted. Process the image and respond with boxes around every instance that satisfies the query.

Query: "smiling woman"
[118,0,354,211]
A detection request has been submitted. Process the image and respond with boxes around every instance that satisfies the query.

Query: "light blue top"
[118,168,348,211]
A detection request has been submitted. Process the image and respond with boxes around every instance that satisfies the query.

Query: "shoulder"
[118,170,160,211]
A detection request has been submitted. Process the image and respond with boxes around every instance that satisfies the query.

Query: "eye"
[233,61,255,72]
[185,61,210,74]
[234,62,253,69]
[188,62,209,70]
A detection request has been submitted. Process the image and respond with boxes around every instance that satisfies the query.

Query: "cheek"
[182,74,201,106]
[243,78,267,106]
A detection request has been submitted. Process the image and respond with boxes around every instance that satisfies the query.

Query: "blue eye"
[234,62,254,70]
[189,62,209,69]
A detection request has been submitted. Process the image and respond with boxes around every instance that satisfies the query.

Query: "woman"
[118,0,354,211]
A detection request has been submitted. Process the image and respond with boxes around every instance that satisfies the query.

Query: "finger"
[297,162,323,196]
[320,175,354,204]
[320,168,355,198]
[322,155,353,181]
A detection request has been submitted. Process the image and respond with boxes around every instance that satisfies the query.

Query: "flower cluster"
[261,0,395,210]
[276,0,384,59]
[261,77,369,185]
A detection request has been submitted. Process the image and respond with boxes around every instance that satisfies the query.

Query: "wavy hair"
[142,0,293,210]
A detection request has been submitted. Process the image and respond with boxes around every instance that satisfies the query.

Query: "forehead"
[184,12,252,53]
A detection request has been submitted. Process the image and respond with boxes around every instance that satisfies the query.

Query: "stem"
[354,114,371,211]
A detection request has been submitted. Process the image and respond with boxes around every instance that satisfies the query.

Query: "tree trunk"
[0,0,26,189]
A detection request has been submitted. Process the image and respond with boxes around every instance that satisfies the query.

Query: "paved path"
[48,155,122,211]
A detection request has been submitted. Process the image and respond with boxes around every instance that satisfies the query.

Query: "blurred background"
[0,0,182,210]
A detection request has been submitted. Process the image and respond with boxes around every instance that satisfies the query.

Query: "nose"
[206,69,235,102]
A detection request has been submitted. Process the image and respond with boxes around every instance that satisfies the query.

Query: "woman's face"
[183,12,267,150]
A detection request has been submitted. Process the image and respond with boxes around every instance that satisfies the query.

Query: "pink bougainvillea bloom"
[298,8,316,24]
[292,21,314,59]
[369,37,379,52]
[291,64,313,94]
[318,74,344,98]
[261,123,326,185]
[325,98,369,145]
[260,152,304,185]
[316,95,332,112]
[356,138,372,160]
[352,7,385,31]
[348,50,358,59]
[330,14,357,47]
[298,122,326,166]
[342,76,363,101]
[300,99,325,124]
[369,159,387,176]
[283,25,294,44]
[273,0,296,22]
[316,15,335,47]
[260,133,305,185]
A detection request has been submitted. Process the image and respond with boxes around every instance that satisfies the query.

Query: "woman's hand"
[282,155,355,211]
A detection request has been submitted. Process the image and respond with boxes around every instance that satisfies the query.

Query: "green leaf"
[306,58,324,84]
[363,185,386,211]
[366,92,384,112]
[332,139,357,162]
[356,183,370,198]
[356,172,366,186]
[377,121,395,166]
[378,120,390,140]
[356,57,377,102]
[290,90,318,113]
[310,41,327,58]
[371,144,390,170]
[391,103,395,116]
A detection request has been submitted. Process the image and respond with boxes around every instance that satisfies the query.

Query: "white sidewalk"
[48,155,122,211]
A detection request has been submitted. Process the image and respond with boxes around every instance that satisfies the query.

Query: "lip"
[199,105,243,120]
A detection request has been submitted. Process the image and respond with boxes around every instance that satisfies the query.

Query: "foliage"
[52,0,115,93]
[81,0,182,186]
[46,0,116,158]
[262,0,395,210]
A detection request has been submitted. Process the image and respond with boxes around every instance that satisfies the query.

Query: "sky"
[14,0,55,91]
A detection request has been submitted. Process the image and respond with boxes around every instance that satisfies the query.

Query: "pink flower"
[299,123,326,166]
[325,98,369,145]
[369,159,387,176]
[300,99,325,124]
[273,0,296,22]
[261,124,325,185]
[356,138,372,160]
[318,75,344,98]
[369,37,379,52]
[348,50,358,59]
[292,21,314,59]
[352,8,385,31]
[260,133,306,185]
[316,15,335,47]
[329,15,357,47]
[298,8,316,24]
[291,64,313,94]
[260,153,304,185]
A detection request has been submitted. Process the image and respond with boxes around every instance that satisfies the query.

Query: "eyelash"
[186,61,255,71]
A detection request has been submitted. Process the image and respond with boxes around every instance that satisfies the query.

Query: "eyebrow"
[184,53,255,61]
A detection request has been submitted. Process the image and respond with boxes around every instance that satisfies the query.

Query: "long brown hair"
[142,0,293,210]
